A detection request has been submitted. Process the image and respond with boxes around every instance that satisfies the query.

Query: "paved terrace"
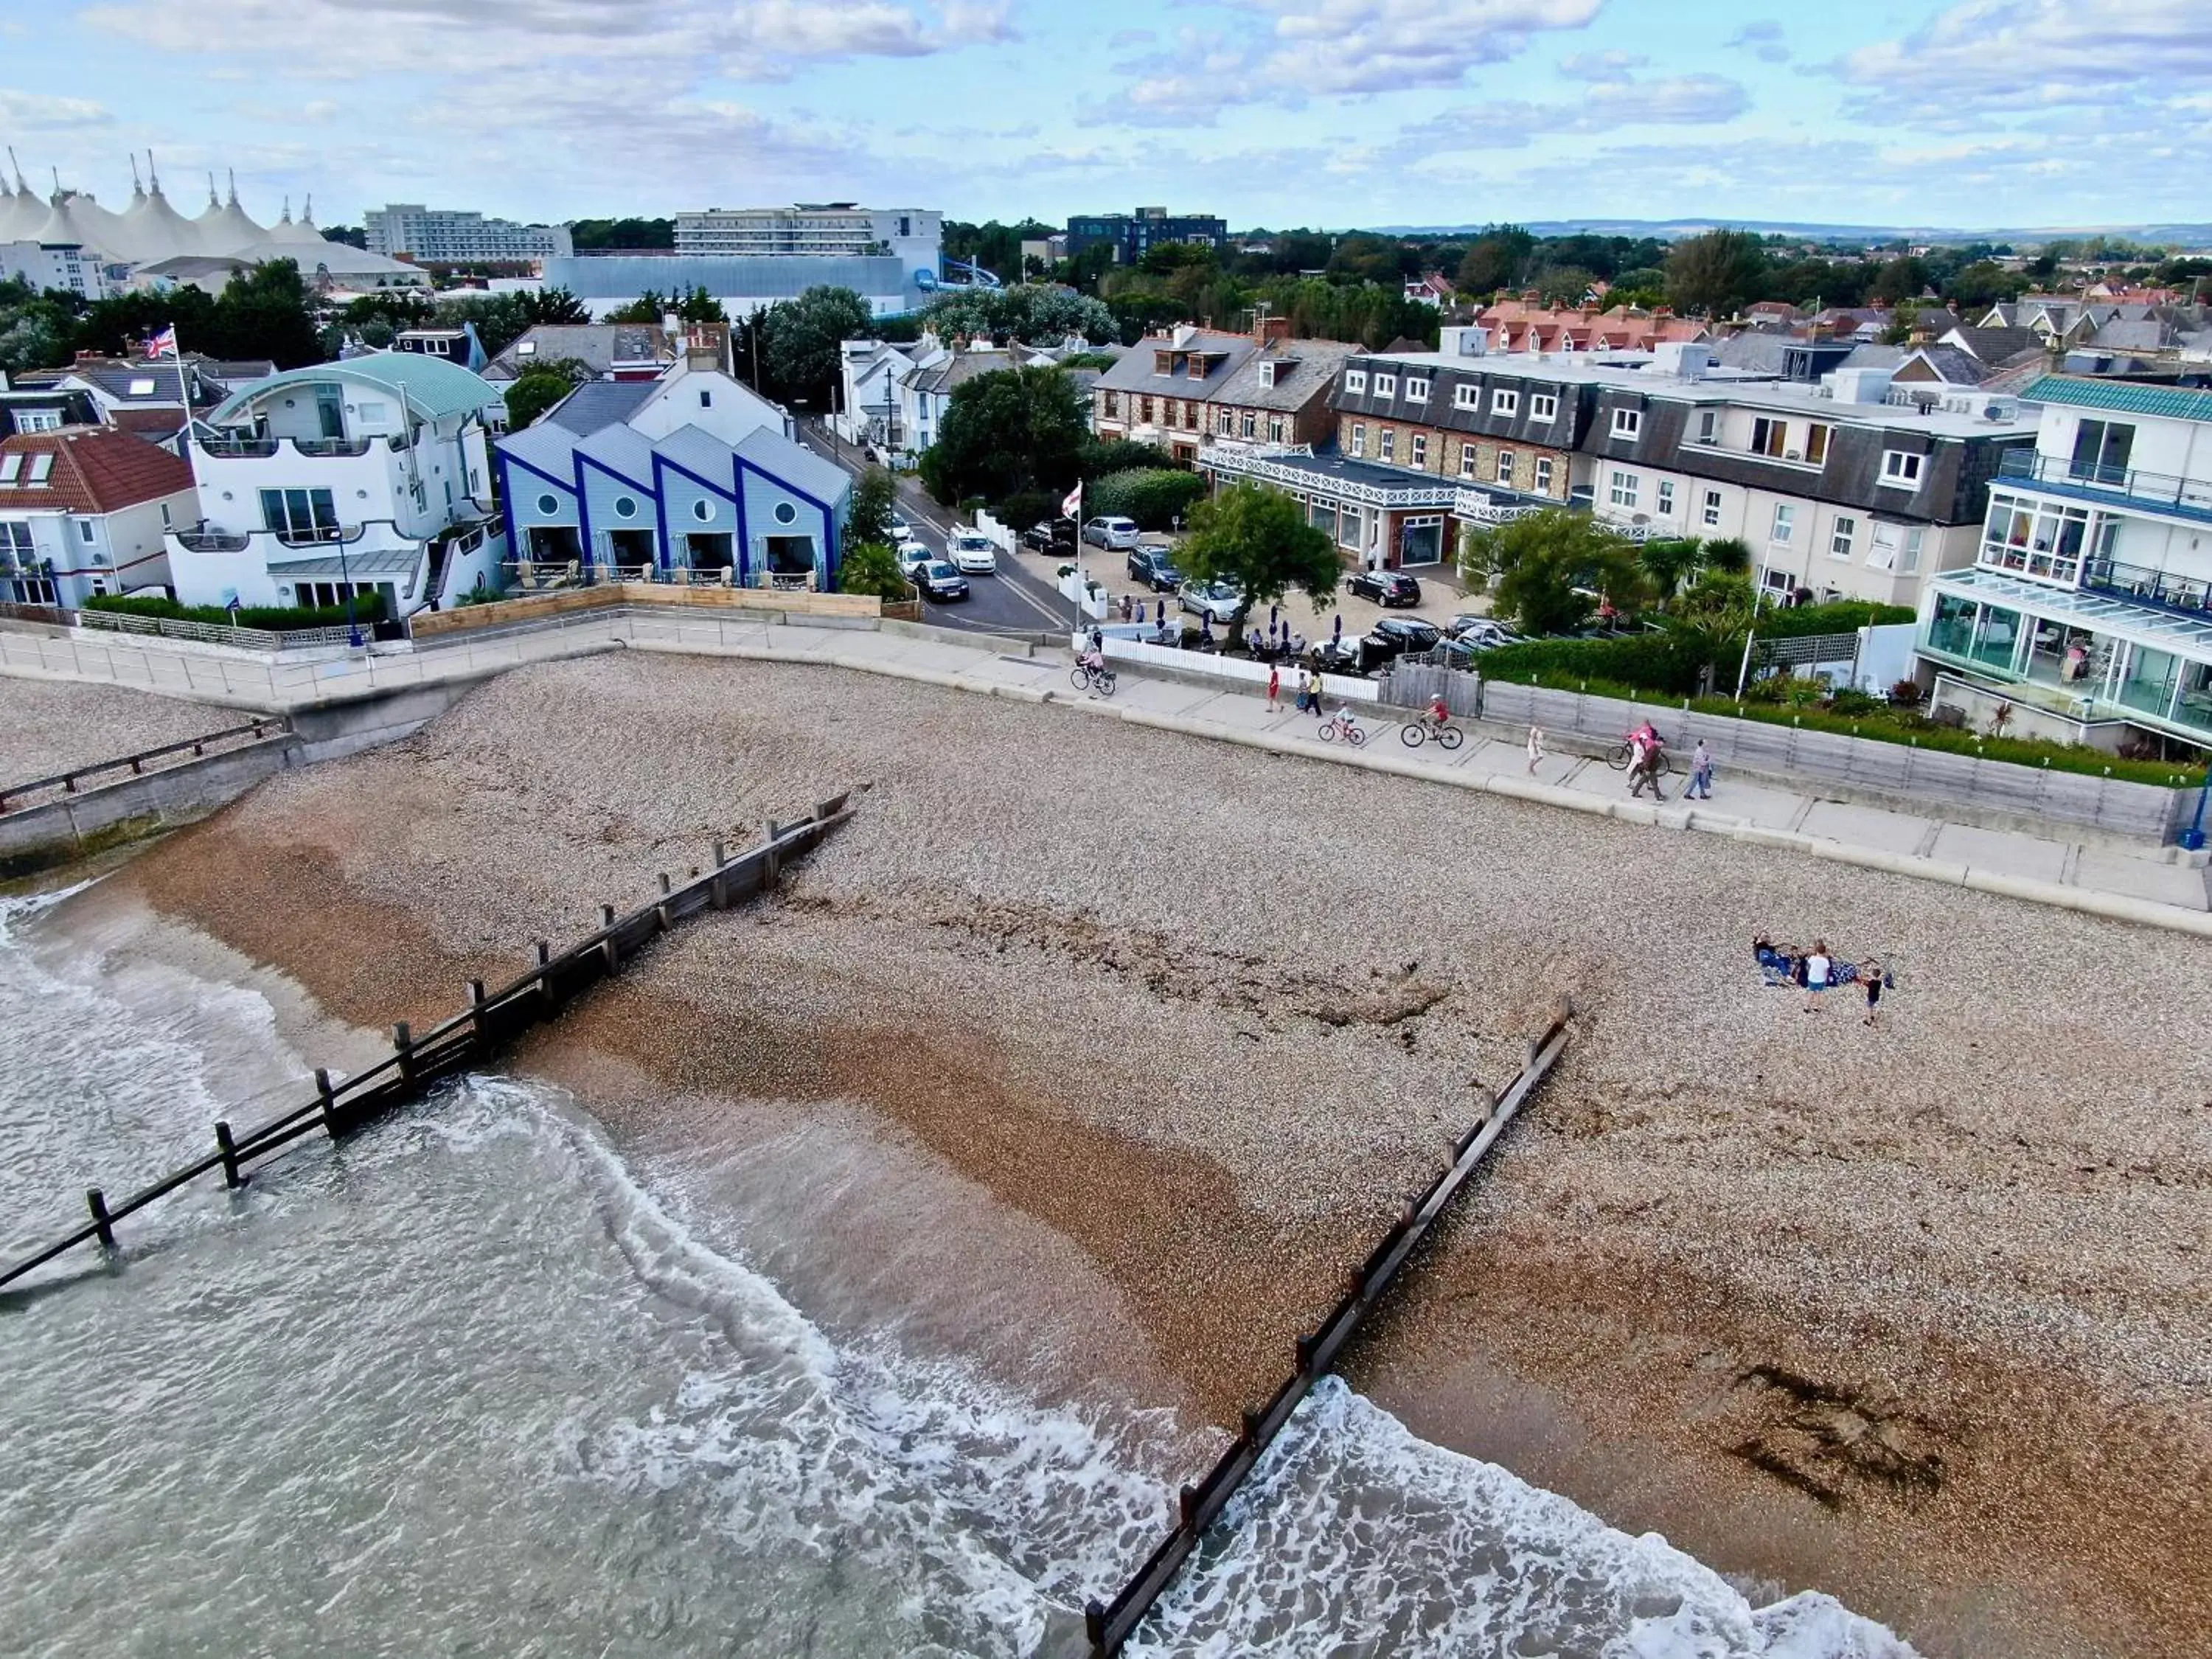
[1,612,2206,930]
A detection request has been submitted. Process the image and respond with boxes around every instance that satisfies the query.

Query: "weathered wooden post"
[316,1068,338,1137]
[764,820,784,884]
[1177,1483,1200,1525]
[467,980,486,1038]
[1084,1600,1106,1649]
[710,839,729,908]
[599,903,619,969]
[658,872,672,896]
[394,1023,414,1088]
[536,940,554,1009]
[86,1188,115,1250]
[215,1121,244,1189]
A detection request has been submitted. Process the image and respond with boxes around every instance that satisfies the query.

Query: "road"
[793,420,1077,637]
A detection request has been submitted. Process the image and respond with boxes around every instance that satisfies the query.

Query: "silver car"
[1178,580,1243,624]
[1083,515,1141,551]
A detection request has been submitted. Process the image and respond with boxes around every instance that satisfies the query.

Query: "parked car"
[1359,616,1442,669]
[1444,614,1521,650]
[1127,547,1183,591]
[897,542,933,579]
[916,560,970,602]
[947,531,998,575]
[889,511,914,539]
[1022,518,1077,554]
[1083,515,1141,551]
[1178,579,1243,624]
[1312,637,1363,674]
[1348,569,1422,607]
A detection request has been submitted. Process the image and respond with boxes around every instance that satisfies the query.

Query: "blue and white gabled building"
[495,361,850,589]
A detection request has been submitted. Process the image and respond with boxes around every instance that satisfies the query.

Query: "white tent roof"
[198,173,268,257]
[0,178,44,242]
[265,195,328,249]
[122,171,206,262]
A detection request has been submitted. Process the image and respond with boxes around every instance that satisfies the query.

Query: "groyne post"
[535,941,554,1009]
[393,1023,414,1088]
[316,1068,337,1137]
[710,840,729,909]
[86,1188,114,1250]
[214,1121,244,1189]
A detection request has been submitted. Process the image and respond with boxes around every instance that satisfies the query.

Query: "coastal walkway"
[1,611,2207,931]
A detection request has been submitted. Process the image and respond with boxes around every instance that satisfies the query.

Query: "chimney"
[1171,322,1198,349]
[661,310,680,337]
[1255,316,1291,346]
[1438,324,1487,358]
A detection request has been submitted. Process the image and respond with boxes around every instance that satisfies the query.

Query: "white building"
[537,254,931,322]
[164,352,507,619]
[0,426,196,608]
[1916,375,2212,751]
[363,204,572,263]
[0,240,113,299]
[674,204,939,268]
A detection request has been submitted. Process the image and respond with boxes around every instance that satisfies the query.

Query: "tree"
[1638,537,1703,605]
[1086,468,1207,531]
[1664,229,1770,319]
[504,370,578,431]
[1460,509,1647,637]
[1699,535,1751,574]
[1456,226,1535,299]
[759,285,872,406]
[570,217,674,251]
[1079,439,1178,478]
[921,284,1115,346]
[518,287,592,326]
[1175,481,1340,649]
[846,466,897,552]
[838,540,913,602]
[919,365,1088,509]
[606,291,671,324]
[1868,255,1930,307]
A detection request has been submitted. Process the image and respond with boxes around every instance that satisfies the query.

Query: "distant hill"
[1357,218,2212,248]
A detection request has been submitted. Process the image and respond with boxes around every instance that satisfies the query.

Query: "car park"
[1022,518,1077,554]
[1178,579,1243,624]
[1127,547,1183,591]
[947,531,998,575]
[1357,616,1442,669]
[916,560,970,602]
[1348,569,1422,607]
[1083,516,1141,551]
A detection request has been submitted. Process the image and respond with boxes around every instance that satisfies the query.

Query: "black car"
[1021,518,1078,554]
[1358,616,1442,669]
[916,560,970,602]
[1348,569,1422,607]
[1127,546,1183,591]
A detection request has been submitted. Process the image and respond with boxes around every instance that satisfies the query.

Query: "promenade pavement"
[3,613,2206,925]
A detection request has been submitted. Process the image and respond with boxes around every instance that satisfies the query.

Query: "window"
[692,498,713,522]
[2069,418,2135,483]
[1770,503,1796,543]
[613,495,638,518]
[1453,383,1481,410]
[1104,392,1120,419]
[26,454,51,484]
[1217,408,1234,436]
[1259,362,1277,389]
[1380,428,1396,462]
[128,378,156,396]
[18,408,62,433]
[1411,434,1427,467]
[1344,369,1368,394]
[1831,514,1857,558]
[516,340,538,356]
[1695,410,1719,445]
[1460,444,1478,479]
[1804,423,1832,466]
[1750,417,1787,458]
[699,390,712,407]
[1268,415,1286,444]
[1534,456,1554,494]
[1373,374,1397,399]
[1530,392,1558,422]
[1140,397,1154,425]
[1405,378,1430,402]
[0,521,31,556]
[1902,528,1924,574]
[1497,449,1516,485]
[536,493,559,515]
[1761,567,1793,597]
[259,487,338,542]
[773,501,798,525]
[1702,488,1723,528]
[1492,389,1519,417]
[1608,470,1639,509]
[1656,480,1674,518]
[0,454,19,487]
[1241,410,1257,439]
[1610,407,1641,440]
[160,503,170,527]
[1350,422,1366,455]
[77,519,94,543]
[1880,450,1925,488]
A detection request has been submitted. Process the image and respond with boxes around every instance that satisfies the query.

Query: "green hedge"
[84,593,388,632]
[1085,467,1206,531]
[1480,602,1919,698]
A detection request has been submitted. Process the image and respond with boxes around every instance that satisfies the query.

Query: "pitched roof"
[1942,324,2039,364]
[204,349,502,425]
[1208,338,1365,413]
[2020,374,2212,424]
[1094,328,1259,397]
[736,426,849,506]
[0,425,195,513]
[546,379,658,434]
[485,324,675,383]
[904,347,1017,398]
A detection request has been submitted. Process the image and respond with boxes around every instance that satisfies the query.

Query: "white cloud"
[1725,21,1790,65]
[1837,0,2212,110]
[1559,49,1649,83]
[1396,69,1750,155]
[0,91,115,131]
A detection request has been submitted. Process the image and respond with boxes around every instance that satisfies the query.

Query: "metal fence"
[76,610,365,653]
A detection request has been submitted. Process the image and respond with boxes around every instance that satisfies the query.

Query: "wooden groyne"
[0,717,289,814]
[1082,1006,1573,1656]
[0,793,854,1294]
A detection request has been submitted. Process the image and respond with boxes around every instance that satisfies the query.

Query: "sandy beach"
[0,676,238,783]
[83,650,2212,1658]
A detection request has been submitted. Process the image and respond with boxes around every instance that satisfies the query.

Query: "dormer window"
[26,454,52,484]
[1154,351,1175,375]
[1373,374,1397,399]
[1344,369,1368,394]
[0,454,20,486]
[1259,362,1276,389]
[1405,378,1430,402]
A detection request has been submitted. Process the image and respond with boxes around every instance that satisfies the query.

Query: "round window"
[773,501,798,526]
[613,496,638,519]
[692,499,713,522]
[536,493,558,515]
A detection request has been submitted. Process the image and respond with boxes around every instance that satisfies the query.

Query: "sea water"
[0,890,1913,1658]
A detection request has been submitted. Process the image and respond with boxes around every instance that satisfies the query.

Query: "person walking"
[1802,939,1832,1014]
[1629,732,1667,800]
[1860,959,1886,1028]
[1267,662,1281,713]
[1526,723,1545,774]
[1295,664,1312,713]
[1687,738,1714,800]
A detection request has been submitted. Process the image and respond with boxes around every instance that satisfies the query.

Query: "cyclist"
[1327,705,1361,742]
[1425,692,1451,734]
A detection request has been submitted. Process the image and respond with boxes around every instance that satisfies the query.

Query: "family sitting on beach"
[1753,933,1894,1026]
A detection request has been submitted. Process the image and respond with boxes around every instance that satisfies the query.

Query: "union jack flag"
[145,325,179,359]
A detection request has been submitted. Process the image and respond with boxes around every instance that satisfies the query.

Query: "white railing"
[1202,446,1462,508]
[77,609,366,651]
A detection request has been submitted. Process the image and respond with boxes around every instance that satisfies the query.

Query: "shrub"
[836,540,913,603]
[1889,678,1924,708]
[1759,599,1914,639]
[993,488,1061,532]
[1826,689,1880,717]
[83,592,389,631]
[1700,536,1752,573]
[1086,467,1207,531]
[1479,630,1708,696]
[1079,439,1177,479]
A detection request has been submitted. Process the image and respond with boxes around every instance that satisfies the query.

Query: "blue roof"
[206,349,501,425]
[2020,375,2212,424]
[737,426,849,506]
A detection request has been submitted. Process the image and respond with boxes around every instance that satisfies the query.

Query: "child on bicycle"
[1427,693,1450,732]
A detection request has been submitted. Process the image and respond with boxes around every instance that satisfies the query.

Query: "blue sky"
[2,0,2208,234]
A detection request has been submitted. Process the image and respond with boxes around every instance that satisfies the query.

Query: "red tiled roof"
[0,426,197,515]
[110,407,188,438]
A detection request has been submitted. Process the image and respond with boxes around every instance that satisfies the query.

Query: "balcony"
[1997,449,2212,526]
[195,433,381,462]
[197,434,279,459]
[173,527,251,554]
[2079,556,2212,621]
[295,437,372,458]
